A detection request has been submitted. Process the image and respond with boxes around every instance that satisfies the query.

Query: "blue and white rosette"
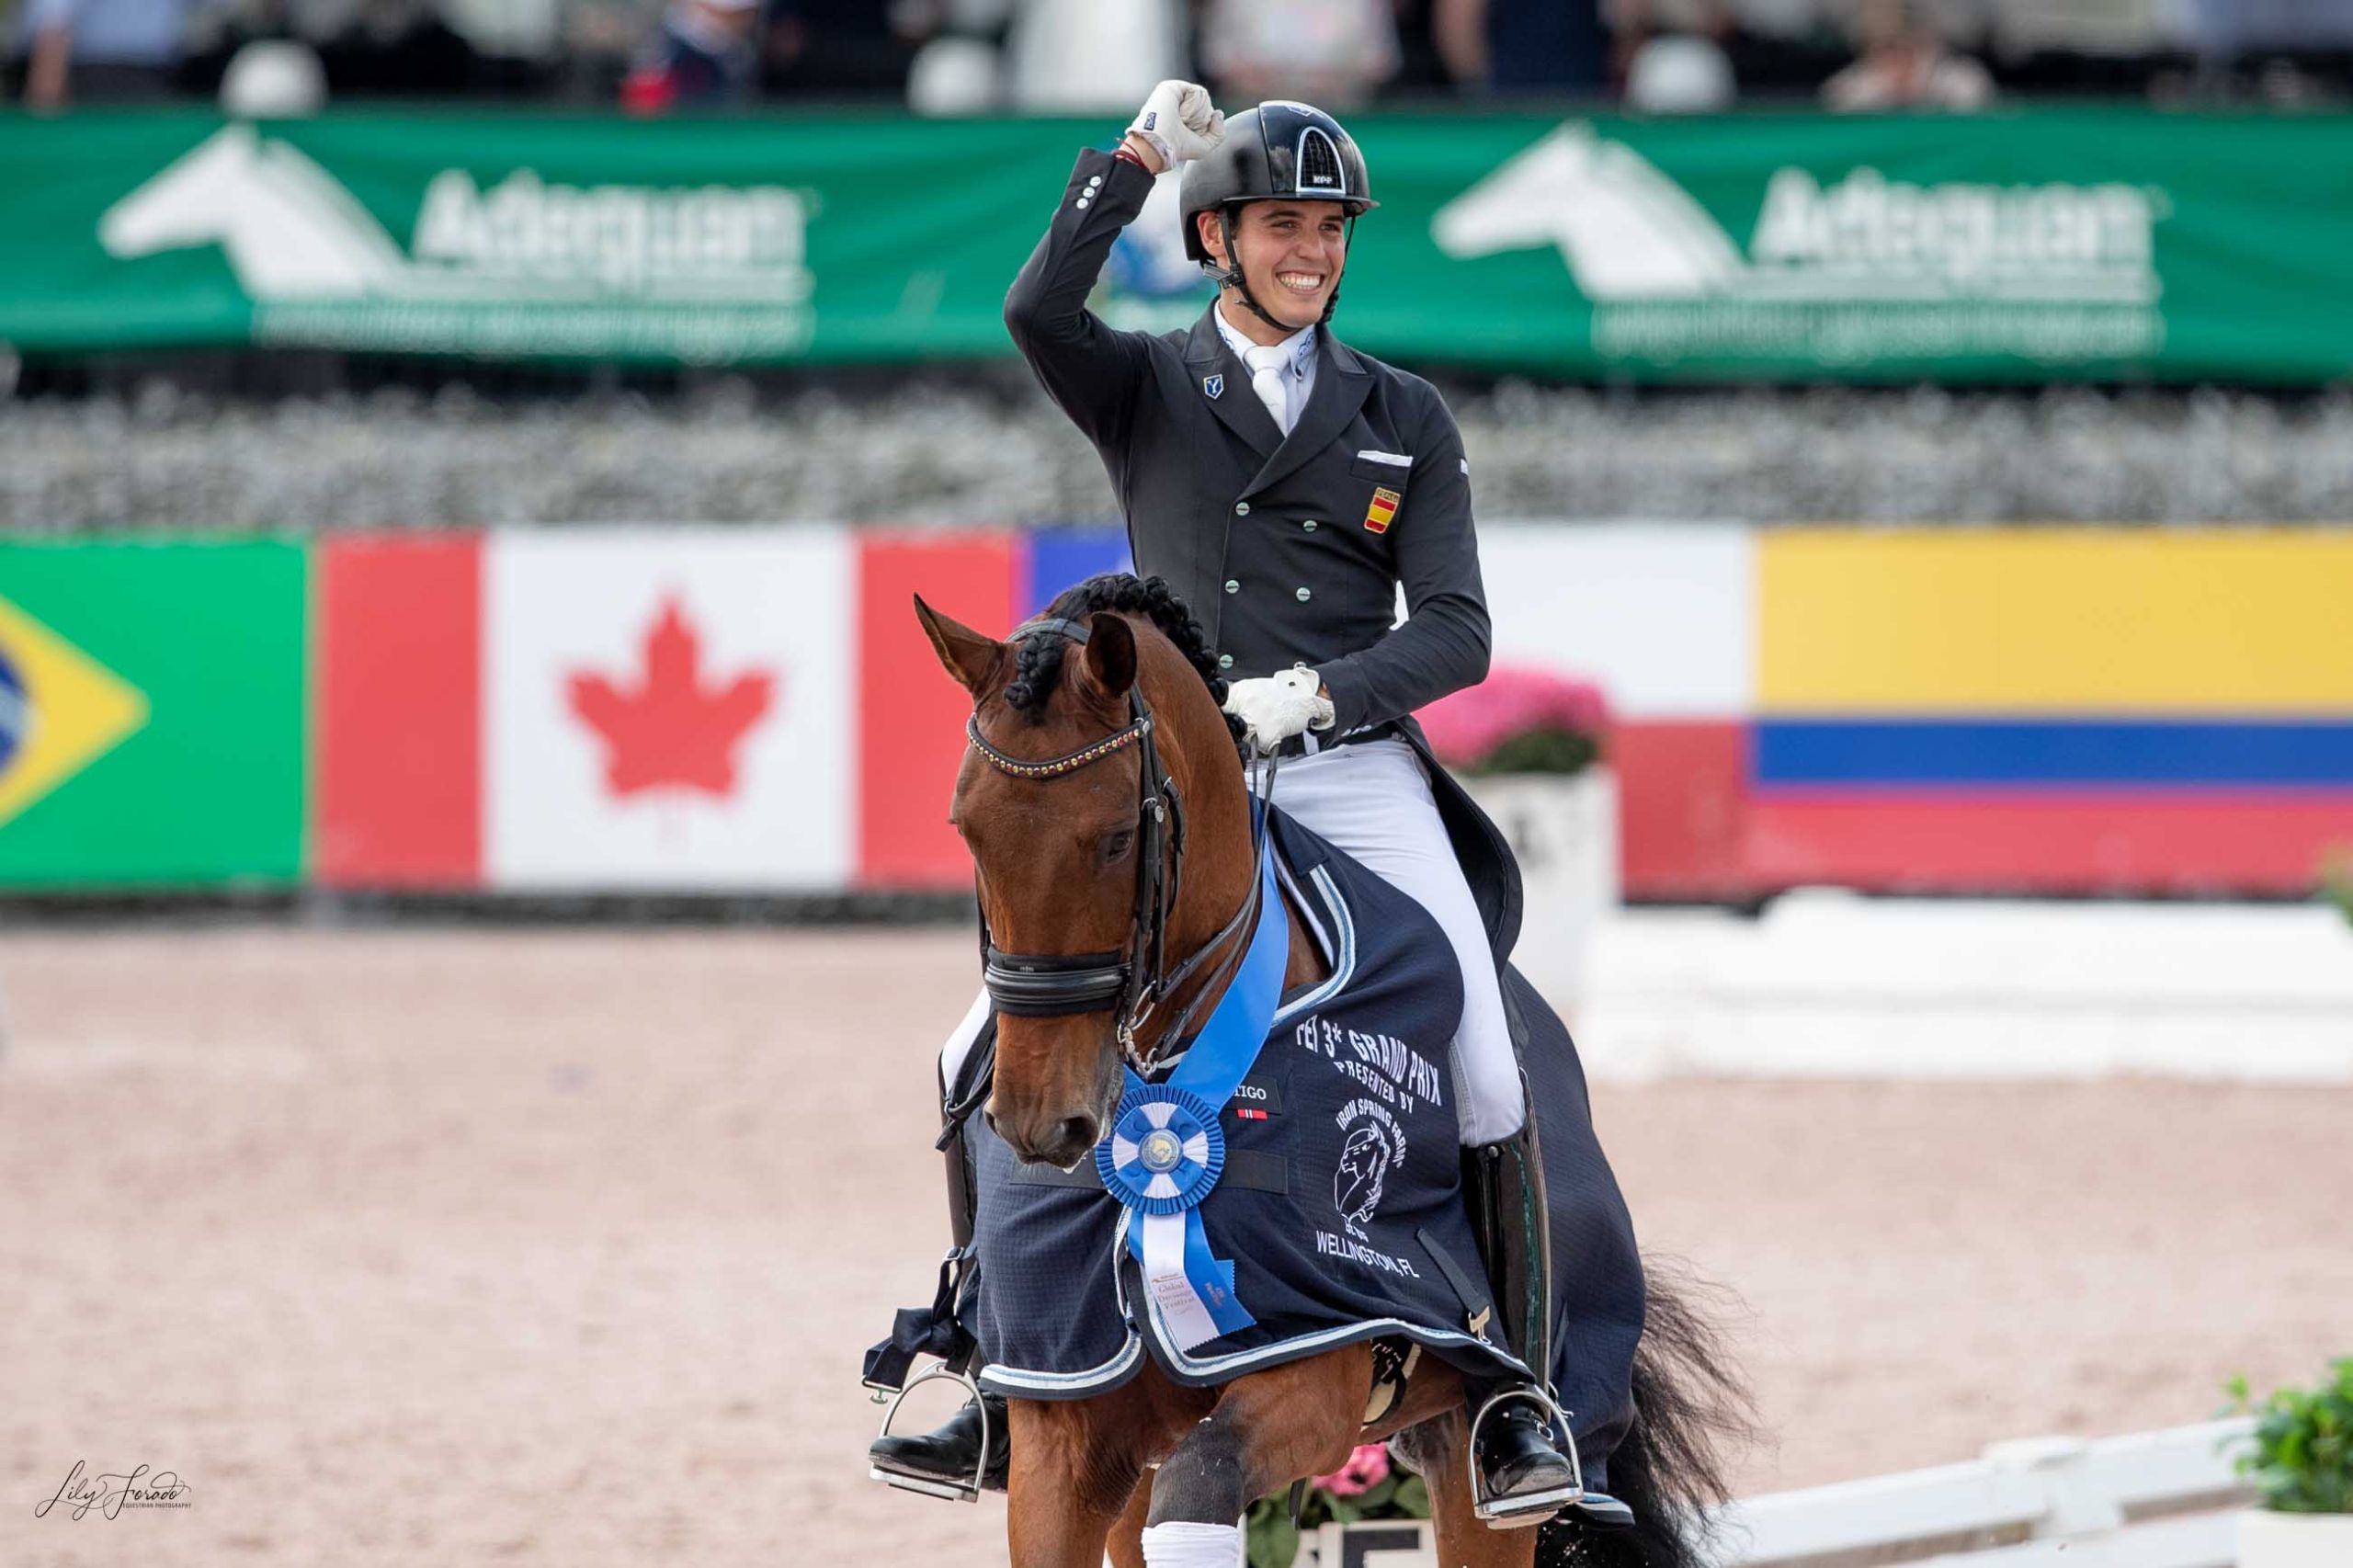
[1096,824,1289,1353]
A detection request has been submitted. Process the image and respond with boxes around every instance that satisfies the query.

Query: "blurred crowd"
[6,0,2353,115]
[7,379,2353,529]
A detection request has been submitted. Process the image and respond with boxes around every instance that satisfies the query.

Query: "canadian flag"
[485,528,853,889]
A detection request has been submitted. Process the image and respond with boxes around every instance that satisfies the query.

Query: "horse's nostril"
[1059,1115,1099,1155]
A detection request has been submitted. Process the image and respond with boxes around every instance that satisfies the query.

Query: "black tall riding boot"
[865,1023,1010,1497]
[1460,1114,1582,1525]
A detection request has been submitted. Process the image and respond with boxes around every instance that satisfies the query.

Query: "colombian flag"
[1749,529,2353,891]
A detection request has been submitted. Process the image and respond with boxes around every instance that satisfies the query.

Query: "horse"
[912,575,1748,1568]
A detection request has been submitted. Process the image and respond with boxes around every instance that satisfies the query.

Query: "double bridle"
[965,617,1266,1075]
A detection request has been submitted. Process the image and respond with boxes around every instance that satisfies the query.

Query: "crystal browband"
[966,713,1152,779]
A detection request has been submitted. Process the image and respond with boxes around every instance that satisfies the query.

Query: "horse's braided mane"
[1001,574,1247,744]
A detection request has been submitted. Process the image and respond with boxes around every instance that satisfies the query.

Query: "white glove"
[1222,667,1336,756]
[1127,80,1225,168]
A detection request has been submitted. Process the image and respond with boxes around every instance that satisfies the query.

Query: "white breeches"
[938,737,1526,1146]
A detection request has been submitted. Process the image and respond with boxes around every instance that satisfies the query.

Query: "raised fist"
[1127,80,1225,169]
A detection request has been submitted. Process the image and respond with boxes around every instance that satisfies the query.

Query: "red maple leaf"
[566,596,779,798]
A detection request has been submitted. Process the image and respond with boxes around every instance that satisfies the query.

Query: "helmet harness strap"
[1213,208,1290,335]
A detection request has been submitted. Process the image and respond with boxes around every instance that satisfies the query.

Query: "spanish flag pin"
[1364,487,1401,534]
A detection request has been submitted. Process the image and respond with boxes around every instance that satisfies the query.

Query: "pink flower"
[1313,1443,1392,1497]
[1415,665,1612,771]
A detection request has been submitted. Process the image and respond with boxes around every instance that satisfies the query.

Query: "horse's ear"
[913,595,1004,695]
[1079,612,1137,701]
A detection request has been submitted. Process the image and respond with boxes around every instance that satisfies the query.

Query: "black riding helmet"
[1179,101,1377,331]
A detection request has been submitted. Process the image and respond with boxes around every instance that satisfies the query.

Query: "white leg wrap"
[1140,1519,1245,1568]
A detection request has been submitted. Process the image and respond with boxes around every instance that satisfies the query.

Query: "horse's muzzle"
[986,1101,1103,1172]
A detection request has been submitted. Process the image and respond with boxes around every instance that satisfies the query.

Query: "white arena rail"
[1706,1418,2257,1568]
[1299,1418,2256,1568]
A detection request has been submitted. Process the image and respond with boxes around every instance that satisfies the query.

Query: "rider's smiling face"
[1201,201,1348,333]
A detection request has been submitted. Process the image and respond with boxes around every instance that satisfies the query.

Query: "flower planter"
[1301,1518,1435,1566]
[2238,1509,2353,1568]
[1456,767,1620,1015]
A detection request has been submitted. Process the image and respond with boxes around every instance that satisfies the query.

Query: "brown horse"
[915,576,1746,1568]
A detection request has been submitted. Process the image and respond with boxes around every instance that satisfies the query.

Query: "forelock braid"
[1000,574,1246,743]
[997,626,1066,718]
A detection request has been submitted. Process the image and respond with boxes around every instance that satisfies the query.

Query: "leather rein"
[965,616,1266,1076]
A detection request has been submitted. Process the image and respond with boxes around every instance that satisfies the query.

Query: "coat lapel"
[1245,328,1372,499]
[1183,308,1282,461]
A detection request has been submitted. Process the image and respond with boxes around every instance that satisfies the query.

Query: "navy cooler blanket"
[966,805,1644,1446]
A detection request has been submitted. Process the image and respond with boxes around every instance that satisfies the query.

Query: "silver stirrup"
[868,1364,989,1504]
[1466,1384,1583,1528]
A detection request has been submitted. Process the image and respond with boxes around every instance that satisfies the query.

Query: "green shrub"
[1242,1451,1430,1568]
[2322,849,2353,929]
[1461,727,1601,779]
[2227,1358,2353,1514]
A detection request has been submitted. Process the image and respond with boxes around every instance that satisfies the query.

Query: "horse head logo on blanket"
[1336,1121,1390,1227]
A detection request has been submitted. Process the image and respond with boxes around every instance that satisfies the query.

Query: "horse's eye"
[1100,829,1136,865]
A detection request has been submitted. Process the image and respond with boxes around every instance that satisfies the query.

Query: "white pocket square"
[1356,449,1412,467]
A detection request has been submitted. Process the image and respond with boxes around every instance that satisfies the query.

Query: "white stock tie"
[1244,344,1292,437]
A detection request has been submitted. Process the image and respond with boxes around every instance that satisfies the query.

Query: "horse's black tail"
[1539,1257,1757,1568]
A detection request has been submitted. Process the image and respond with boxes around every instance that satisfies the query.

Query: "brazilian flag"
[0,540,305,887]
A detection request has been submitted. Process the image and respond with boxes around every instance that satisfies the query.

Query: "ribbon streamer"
[1096,820,1289,1351]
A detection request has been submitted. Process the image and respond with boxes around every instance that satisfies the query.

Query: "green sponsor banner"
[2,108,2351,381]
[0,540,307,887]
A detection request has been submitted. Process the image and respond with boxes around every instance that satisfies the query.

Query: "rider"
[869,81,1597,1524]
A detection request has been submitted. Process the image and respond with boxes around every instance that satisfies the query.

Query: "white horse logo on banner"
[99,125,408,299]
[1431,124,1745,300]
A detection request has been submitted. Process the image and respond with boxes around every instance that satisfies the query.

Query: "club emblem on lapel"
[1202,373,1224,400]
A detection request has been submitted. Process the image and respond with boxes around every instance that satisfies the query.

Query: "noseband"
[966,616,1262,1074]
